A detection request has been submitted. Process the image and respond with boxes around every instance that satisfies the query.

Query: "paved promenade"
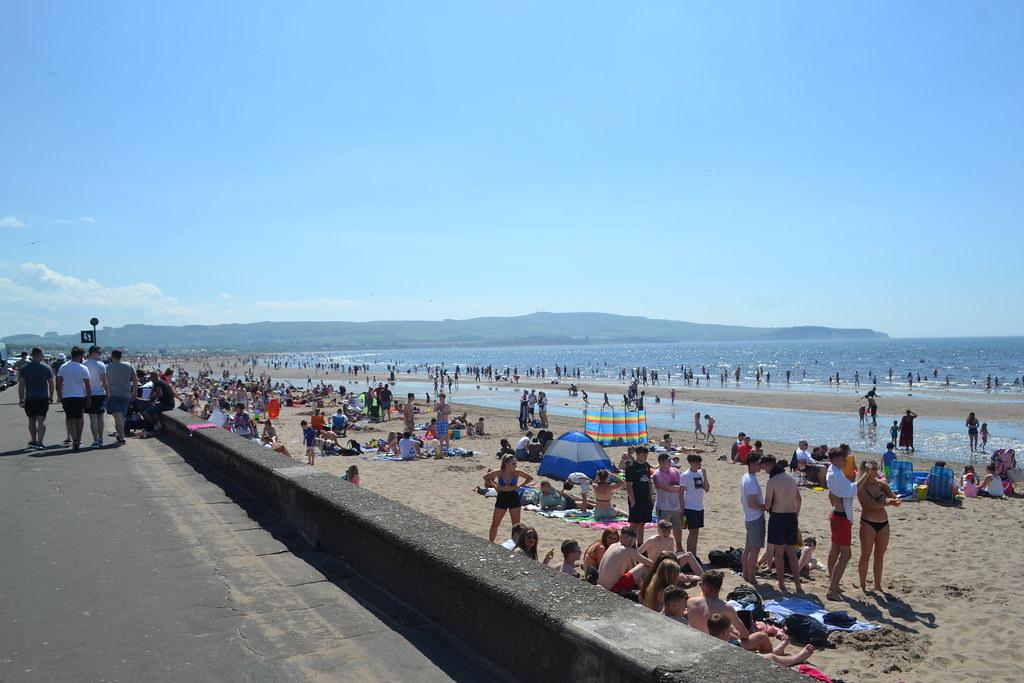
[0,393,502,681]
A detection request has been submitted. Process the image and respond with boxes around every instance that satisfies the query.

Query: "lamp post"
[90,318,99,346]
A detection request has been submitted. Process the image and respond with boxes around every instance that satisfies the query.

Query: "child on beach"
[858,404,866,426]
[704,415,716,444]
[694,412,704,440]
[890,420,899,445]
[980,423,989,452]
[341,465,360,484]
[301,419,317,466]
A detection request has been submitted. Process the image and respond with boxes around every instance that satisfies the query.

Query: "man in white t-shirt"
[515,432,531,458]
[398,432,422,460]
[740,452,767,583]
[679,454,710,556]
[55,346,92,452]
[794,440,824,485]
[83,345,109,448]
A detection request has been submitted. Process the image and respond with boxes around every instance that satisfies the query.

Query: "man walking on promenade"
[825,445,866,601]
[105,349,139,444]
[763,454,802,592]
[56,347,92,452]
[83,345,109,448]
[17,347,54,449]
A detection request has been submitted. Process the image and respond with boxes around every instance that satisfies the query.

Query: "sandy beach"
[250,395,1022,683]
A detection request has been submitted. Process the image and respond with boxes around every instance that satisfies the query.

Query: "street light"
[90,318,99,346]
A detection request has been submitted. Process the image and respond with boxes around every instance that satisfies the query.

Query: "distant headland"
[1,312,888,352]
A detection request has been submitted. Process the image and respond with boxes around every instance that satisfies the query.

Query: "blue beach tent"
[537,431,613,481]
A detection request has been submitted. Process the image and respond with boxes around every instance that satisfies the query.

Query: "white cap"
[57,353,66,360]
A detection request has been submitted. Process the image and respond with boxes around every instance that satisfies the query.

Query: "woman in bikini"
[966,412,980,453]
[591,469,625,521]
[483,454,534,542]
[856,460,901,592]
[583,528,620,573]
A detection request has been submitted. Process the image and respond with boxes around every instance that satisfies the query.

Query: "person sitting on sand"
[977,463,1005,498]
[423,419,439,441]
[686,571,773,653]
[638,522,705,581]
[706,612,815,666]
[592,469,625,521]
[662,585,689,624]
[565,473,594,509]
[583,529,619,574]
[341,465,360,485]
[961,465,978,497]
[474,417,486,436]
[398,432,422,461]
[501,523,527,550]
[496,438,515,458]
[261,419,278,445]
[539,481,568,511]
[378,431,399,455]
[515,527,554,565]
[798,536,820,575]
[596,526,654,593]
[660,433,678,451]
[642,558,681,611]
[560,540,582,577]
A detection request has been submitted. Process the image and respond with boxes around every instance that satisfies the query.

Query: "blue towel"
[764,598,878,632]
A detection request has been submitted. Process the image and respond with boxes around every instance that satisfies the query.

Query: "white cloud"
[55,216,98,225]
[0,215,25,229]
[0,262,200,333]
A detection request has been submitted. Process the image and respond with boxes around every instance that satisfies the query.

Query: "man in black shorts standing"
[625,446,655,544]
[56,347,92,452]
[763,454,802,592]
[17,347,54,449]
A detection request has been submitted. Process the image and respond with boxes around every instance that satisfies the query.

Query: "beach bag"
[708,547,742,570]
[726,586,766,623]
[1003,480,1015,496]
[785,614,830,646]
[518,487,540,505]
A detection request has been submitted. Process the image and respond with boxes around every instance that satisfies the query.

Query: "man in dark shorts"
[625,446,655,544]
[17,347,54,449]
[142,371,175,434]
[104,349,139,444]
[763,454,802,591]
[56,346,92,452]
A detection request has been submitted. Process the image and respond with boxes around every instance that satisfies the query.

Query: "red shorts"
[830,512,852,546]
[609,572,637,593]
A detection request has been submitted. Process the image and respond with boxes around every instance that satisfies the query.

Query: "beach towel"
[372,455,406,462]
[889,460,914,498]
[927,465,955,501]
[763,598,878,632]
[186,422,220,433]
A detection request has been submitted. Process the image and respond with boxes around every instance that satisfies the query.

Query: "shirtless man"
[639,520,705,580]
[434,393,452,455]
[706,612,814,665]
[403,393,416,433]
[686,571,773,653]
[763,454,803,592]
[596,527,654,593]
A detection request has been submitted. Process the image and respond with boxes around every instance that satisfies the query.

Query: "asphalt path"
[0,393,505,681]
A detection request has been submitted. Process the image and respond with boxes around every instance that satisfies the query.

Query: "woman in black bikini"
[856,460,901,592]
[484,454,534,542]
[966,412,980,453]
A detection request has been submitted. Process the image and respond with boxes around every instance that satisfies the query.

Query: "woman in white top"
[978,463,1005,498]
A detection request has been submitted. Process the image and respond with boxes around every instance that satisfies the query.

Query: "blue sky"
[2,1,1022,338]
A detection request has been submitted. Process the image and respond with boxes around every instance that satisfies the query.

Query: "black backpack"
[785,614,830,646]
[707,547,742,569]
[726,585,766,624]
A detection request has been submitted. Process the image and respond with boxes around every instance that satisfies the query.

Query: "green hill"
[1,312,887,352]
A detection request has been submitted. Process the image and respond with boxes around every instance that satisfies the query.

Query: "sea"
[262,337,1024,464]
